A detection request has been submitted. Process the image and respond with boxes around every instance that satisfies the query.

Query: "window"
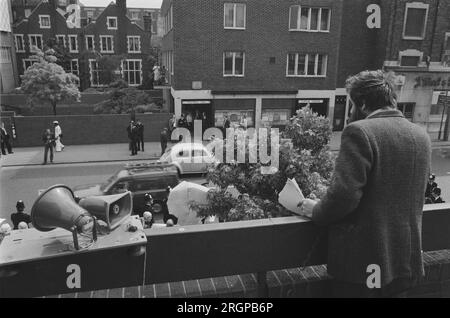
[397,103,415,120]
[444,33,450,66]
[403,2,428,40]
[58,0,67,5]
[100,35,114,53]
[68,35,78,53]
[14,34,25,52]
[289,6,330,32]
[87,10,94,18]
[56,35,66,47]
[107,16,118,29]
[127,36,141,53]
[89,59,104,87]
[223,52,244,76]
[224,3,246,29]
[286,53,327,77]
[68,59,79,76]
[399,49,423,67]
[39,15,51,28]
[22,58,37,72]
[163,5,173,35]
[262,109,291,126]
[28,35,43,52]
[122,59,142,86]
[85,35,94,50]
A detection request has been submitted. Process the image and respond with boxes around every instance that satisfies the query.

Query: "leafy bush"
[190,106,336,222]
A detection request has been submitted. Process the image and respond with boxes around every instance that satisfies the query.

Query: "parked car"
[73,162,179,215]
[158,142,219,175]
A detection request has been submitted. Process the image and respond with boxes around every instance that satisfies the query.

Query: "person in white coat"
[53,121,64,152]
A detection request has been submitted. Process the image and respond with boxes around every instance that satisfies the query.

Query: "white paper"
[278,178,304,215]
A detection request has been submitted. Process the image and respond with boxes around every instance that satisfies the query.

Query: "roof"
[80,0,162,9]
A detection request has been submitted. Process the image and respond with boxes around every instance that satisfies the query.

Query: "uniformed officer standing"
[11,200,31,230]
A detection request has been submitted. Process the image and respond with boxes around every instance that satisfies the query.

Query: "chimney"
[116,0,126,16]
[143,14,152,33]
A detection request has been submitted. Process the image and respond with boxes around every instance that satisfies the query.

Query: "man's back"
[312,109,431,286]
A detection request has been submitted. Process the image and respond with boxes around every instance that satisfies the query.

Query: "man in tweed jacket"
[300,70,431,297]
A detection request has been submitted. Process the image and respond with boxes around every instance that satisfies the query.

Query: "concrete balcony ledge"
[2,205,450,298]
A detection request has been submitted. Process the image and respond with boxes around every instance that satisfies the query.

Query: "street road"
[0,161,205,221]
[2,148,450,222]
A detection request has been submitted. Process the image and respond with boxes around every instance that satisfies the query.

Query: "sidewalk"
[0,132,446,167]
[0,143,163,167]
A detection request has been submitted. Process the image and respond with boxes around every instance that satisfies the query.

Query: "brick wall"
[12,113,171,147]
[386,0,450,62]
[164,0,343,92]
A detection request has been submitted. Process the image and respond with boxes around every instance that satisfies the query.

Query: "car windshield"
[100,170,121,191]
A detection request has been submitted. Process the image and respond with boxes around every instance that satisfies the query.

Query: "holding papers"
[278,178,305,216]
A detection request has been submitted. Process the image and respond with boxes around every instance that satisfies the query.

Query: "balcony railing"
[1,204,450,297]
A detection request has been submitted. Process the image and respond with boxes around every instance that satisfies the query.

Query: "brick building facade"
[11,0,153,90]
[161,0,450,134]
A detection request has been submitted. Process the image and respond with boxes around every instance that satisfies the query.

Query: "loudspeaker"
[31,185,93,233]
[78,191,132,230]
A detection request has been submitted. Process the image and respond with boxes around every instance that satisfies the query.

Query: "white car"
[159,143,219,175]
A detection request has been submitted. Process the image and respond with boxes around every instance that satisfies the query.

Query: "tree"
[190,106,336,222]
[20,49,80,115]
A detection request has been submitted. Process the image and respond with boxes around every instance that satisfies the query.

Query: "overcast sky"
[80,0,162,9]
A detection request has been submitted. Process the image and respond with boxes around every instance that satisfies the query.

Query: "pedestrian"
[11,200,31,230]
[127,121,138,156]
[1,122,13,155]
[298,70,431,298]
[53,121,64,152]
[42,128,55,165]
[431,187,445,204]
[0,223,12,244]
[140,211,154,229]
[186,112,193,131]
[153,64,161,85]
[240,114,248,130]
[425,174,438,198]
[18,222,29,230]
[160,128,168,156]
[202,112,208,133]
[168,114,177,142]
[223,114,230,136]
[136,119,144,152]
[178,113,187,129]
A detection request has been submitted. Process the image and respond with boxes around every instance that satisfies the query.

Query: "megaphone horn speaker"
[78,191,132,230]
[31,184,93,233]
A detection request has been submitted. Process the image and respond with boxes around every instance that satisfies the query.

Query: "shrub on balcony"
[190,106,336,222]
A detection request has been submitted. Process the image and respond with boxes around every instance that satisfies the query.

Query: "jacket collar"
[366,108,404,120]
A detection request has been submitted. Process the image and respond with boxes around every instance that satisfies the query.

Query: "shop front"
[212,99,256,129]
[392,71,450,140]
[261,99,296,129]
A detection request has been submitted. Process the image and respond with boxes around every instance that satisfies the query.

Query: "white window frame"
[224,3,246,30]
[39,15,51,29]
[223,51,245,77]
[56,34,66,47]
[286,53,328,77]
[22,58,37,73]
[100,35,114,53]
[68,59,79,76]
[14,34,25,53]
[289,6,331,32]
[68,34,78,53]
[89,59,106,87]
[107,16,118,30]
[402,2,429,40]
[28,34,43,52]
[398,49,424,67]
[127,36,141,53]
[122,59,143,86]
[85,35,95,51]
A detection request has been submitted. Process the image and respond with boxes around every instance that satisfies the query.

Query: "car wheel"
[152,202,164,213]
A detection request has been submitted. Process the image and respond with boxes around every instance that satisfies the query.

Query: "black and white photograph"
[0,0,450,303]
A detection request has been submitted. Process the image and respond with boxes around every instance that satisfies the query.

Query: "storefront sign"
[414,76,450,89]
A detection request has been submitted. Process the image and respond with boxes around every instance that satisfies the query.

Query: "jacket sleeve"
[312,124,373,225]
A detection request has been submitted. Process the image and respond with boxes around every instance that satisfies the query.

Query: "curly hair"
[345,70,397,112]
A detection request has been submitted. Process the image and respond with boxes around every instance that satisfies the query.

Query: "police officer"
[142,193,154,216]
[11,200,31,230]
[425,174,438,198]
